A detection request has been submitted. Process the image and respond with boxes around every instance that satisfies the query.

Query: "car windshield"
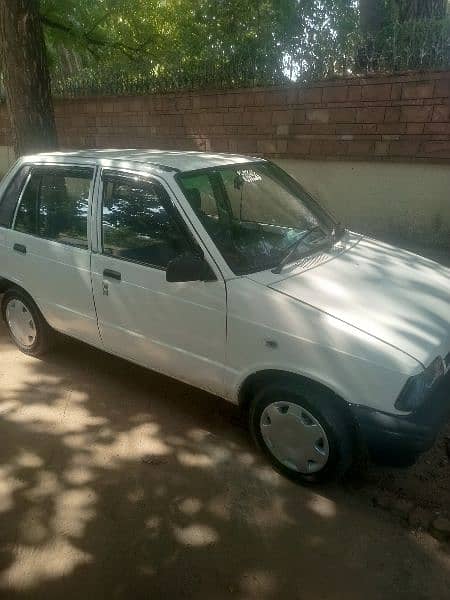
[177,161,338,275]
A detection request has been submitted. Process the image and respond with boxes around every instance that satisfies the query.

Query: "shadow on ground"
[1,321,450,599]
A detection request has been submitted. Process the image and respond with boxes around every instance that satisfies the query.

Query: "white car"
[0,150,449,483]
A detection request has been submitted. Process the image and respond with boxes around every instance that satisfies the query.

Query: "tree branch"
[41,15,146,61]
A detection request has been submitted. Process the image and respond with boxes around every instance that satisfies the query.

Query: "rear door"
[90,169,227,396]
[8,163,100,346]
[0,164,32,283]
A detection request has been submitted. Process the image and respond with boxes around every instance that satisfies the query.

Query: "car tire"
[249,380,357,484]
[1,288,54,357]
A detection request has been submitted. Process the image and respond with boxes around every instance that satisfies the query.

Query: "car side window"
[14,166,93,249]
[0,165,31,228]
[101,174,191,269]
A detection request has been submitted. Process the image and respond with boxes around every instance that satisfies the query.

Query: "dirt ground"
[362,421,450,515]
[1,328,450,599]
[0,243,449,599]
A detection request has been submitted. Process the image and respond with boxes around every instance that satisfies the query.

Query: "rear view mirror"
[166,252,216,283]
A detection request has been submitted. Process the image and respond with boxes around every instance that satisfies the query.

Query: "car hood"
[247,233,450,366]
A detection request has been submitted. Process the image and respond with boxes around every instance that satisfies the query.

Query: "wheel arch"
[0,277,33,298]
[238,369,357,428]
[1,280,54,355]
[0,276,12,294]
[0,278,46,321]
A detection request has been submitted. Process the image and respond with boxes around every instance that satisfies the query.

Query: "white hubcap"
[260,401,330,474]
[5,299,37,348]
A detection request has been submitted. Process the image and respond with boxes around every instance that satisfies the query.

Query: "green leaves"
[40,0,449,95]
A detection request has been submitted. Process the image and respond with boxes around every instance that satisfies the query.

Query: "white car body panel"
[91,250,228,395]
[0,150,449,425]
[225,277,421,414]
[5,229,100,346]
[249,233,450,368]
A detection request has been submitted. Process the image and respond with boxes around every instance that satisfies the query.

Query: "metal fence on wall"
[48,18,449,98]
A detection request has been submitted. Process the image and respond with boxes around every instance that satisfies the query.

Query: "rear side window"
[0,165,31,228]
[14,166,94,249]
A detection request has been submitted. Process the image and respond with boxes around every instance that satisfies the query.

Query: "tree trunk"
[395,0,447,21]
[359,0,387,35]
[0,0,57,156]
[356,1,387,71]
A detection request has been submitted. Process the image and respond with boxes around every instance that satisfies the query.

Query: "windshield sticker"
[236,169,262,186]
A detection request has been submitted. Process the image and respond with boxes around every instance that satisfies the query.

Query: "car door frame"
[90,165,229,396]
[6,160,101,346]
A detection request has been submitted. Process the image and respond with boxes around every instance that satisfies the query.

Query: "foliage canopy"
[39,0,449,95]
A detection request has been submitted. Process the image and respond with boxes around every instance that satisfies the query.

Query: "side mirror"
[166,252,216,283]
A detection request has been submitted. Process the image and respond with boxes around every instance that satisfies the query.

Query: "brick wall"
[0,70,449,161]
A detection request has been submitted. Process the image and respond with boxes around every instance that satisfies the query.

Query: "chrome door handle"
[103,269,121,281]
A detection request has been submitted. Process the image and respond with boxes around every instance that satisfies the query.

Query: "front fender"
[226,278,420,414]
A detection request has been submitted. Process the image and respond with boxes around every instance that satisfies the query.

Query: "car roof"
[24,149,265,174]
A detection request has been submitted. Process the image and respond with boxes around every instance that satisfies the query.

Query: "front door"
[91,169,227,396]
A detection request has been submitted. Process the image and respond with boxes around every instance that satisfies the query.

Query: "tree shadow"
[1,322,450,599]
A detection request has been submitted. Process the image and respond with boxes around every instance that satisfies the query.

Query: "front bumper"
[352,371,450,466]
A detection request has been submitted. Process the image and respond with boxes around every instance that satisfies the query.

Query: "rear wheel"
[249,381,357,484]
[1,288,53,357]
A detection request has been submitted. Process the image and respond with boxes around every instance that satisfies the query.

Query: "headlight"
[395,356,445,412]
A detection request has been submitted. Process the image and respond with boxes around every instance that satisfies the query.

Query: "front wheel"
[249,382,357,484]
[1,288,53,357]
